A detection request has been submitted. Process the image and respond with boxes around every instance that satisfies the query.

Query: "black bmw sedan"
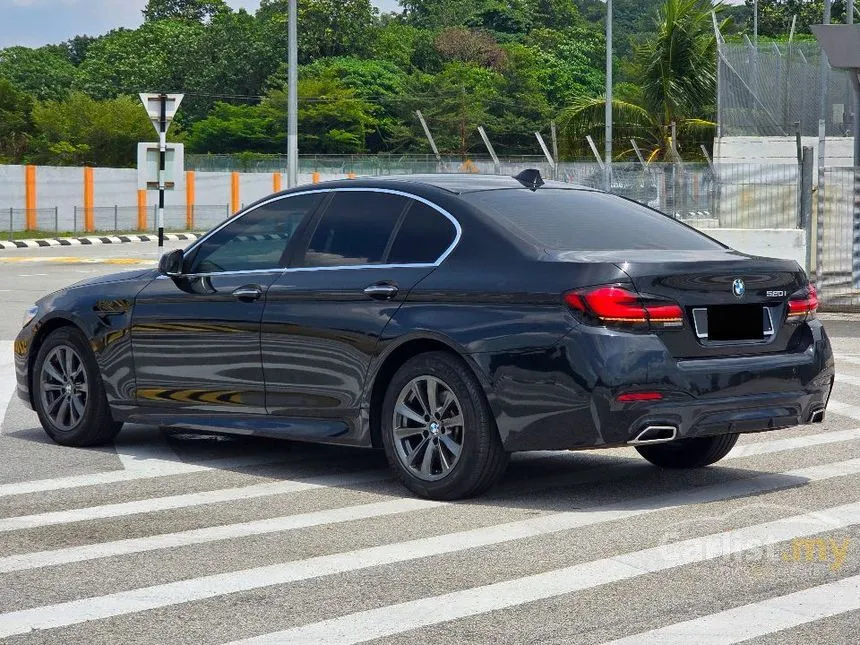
[14,173,835,500]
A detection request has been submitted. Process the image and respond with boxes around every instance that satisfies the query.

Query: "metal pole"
[819,0,832,129]
[550,120,559,180]
[54,206,58,233]
[415,110,441,162]
[535,132,556,173]
[157,93,167,251]
[586,135,605,169]
[816,119,826,283]
[605,0,613,191]
[8,207,12,242]
[801,147,814,272]
[287,0,299,188]
[73,205,77,232]
[477,126,500,174]
[631,140,647,169]
[753,0,758,45]
[114,204,118,232]
[713,12,723,138]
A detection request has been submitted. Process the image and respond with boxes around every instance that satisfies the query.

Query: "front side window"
[189,193,323,273]
[302,192,408,268]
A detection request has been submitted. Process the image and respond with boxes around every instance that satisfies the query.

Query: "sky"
[0,0,401,48]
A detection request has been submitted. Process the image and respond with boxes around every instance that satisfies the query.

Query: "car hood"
[70,267,158,289]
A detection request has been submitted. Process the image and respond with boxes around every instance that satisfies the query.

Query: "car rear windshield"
[463,189,723,251]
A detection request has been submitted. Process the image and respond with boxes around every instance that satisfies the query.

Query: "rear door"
[261,190,459,442]
[131,193,323,413]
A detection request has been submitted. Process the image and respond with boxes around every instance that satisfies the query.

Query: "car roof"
[290,173,593,195]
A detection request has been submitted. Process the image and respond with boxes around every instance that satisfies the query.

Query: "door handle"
[364,283,399,300]
[232,285,263,301]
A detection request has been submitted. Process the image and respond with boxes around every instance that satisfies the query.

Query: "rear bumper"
[475,319,835,451]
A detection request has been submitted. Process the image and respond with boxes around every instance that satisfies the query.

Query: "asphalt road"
[1,240,859,645]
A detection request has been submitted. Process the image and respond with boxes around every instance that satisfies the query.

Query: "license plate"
[692,305,775,341]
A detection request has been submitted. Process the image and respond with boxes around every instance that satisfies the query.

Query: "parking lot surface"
[1,241,859,644]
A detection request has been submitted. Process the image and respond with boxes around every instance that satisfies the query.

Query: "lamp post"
[287,0,298,188]
[605,0,612,191]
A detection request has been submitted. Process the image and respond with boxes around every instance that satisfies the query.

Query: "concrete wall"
[693,226,808,269]
[0,165,357,233]
[714,136,855,170]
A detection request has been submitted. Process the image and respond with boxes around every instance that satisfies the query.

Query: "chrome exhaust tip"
[810,409,825,423]
[628,425,678,446]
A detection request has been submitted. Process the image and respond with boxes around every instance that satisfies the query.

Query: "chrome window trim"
[179,187,463,277]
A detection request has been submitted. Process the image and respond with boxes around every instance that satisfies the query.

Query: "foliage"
[559,0,721,160]
[143,0,230,22]
[0,0,767,165]
[29,93,154,167]
[0,47,78,101]
[744,0,846,37]
[0,78,34,163]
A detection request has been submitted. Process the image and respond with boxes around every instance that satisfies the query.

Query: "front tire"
[33,327,122,447]
[381,351,508,500]
[635,433,739,469]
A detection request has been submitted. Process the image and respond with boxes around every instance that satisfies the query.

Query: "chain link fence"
[718,42,854,137]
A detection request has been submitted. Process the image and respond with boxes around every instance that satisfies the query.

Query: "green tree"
[299,57,411,151]
[186,102,282,153]
[0,78,34,163]
[258,0,377,63]
[30,93,154,167]
[0,47,78,100]
[410,62,505,154]
[559,0,721,160]
[75,22,205,99]
[746,0,845,36]
[143,0,230,22]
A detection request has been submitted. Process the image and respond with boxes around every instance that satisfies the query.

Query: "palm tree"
[558,0,724,161]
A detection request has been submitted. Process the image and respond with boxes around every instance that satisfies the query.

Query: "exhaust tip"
[628,425,678,446]
[810,409,825,423]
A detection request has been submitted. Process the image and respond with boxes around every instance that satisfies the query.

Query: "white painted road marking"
[221,501,860,645]
[0,341,16,432]
[0,470,389,532]
[0,457,857,638]
[3,430,859,573]
[600,574,860,645]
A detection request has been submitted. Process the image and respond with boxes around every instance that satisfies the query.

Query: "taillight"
[787,283,818,321]
[564,285,684,331]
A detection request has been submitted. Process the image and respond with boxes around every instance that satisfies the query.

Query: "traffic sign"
[138,93,184,136]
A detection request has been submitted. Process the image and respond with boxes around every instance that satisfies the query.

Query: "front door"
[131,192,324,415]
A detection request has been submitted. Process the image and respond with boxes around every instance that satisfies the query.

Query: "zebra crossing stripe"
[3,431,860,573]
[600,574,860,645]
[0,453,299,498]
[0,458,858,639]
[222,500,860,645]
[0,470,389,532]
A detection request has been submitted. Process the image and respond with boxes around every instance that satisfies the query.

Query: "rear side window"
[304,192,408,267]
[388,201,457,264]
[463,189,722,251]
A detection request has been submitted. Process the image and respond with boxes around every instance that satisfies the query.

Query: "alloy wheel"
[39,345,88,432]
[391,375,465,482]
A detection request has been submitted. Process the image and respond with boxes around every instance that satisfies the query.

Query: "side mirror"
[158,249,184,277]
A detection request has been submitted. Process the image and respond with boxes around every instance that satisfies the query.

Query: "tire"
[635,433,739,469]
[33,327,123,447]
[381,351,508,500]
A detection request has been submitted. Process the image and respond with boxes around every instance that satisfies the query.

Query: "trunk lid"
[550,249,808,358]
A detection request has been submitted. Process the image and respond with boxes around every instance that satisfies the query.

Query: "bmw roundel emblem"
[732,278,746,298]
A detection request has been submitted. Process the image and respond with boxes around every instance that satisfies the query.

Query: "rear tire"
[635,433,739,469]
[33,327,123,447]
[381,351,508,500]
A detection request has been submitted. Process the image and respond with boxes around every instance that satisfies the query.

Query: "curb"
[0,233,202,250]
